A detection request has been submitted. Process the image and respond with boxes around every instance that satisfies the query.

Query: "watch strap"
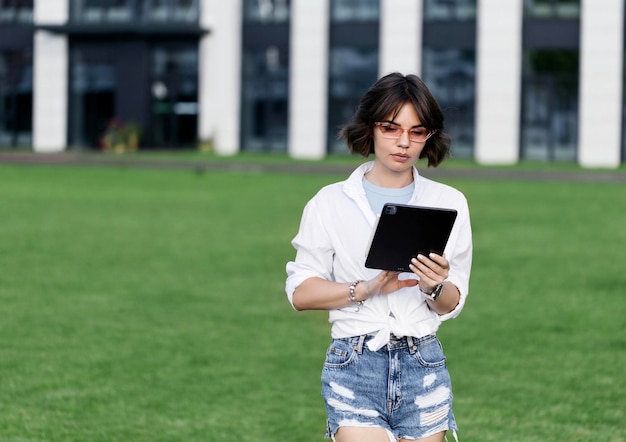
[422,283,444,301]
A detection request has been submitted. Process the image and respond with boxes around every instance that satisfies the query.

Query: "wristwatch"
[423,283,444,302]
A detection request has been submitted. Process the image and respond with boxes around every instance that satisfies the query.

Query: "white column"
[578,0,624,168]
[379,0,422,77]
[474,0,523,165]
[34,0,68,23]
[198,0,242,155]
[32,0,69,153]
[288,0,330,159]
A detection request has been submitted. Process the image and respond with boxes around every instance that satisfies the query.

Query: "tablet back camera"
[384,205,397,215]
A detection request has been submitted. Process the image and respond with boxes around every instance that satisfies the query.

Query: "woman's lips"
[391,153,410,162]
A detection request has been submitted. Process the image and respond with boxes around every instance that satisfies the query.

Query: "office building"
[0,0,624,167]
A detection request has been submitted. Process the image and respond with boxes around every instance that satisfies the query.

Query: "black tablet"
[365,203,458,272]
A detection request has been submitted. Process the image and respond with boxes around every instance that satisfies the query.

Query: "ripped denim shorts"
[321,334,457,441]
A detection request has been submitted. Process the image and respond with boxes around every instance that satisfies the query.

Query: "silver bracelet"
[348,280,364,311]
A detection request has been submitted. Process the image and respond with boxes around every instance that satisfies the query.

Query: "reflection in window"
[0,0,33,23]
[73,0,134,22]
[424,0,476,21]
[241,46,289,153]
[243,0,290,22]
[143,0,199,23]
[151,46,198,148]
[72,0,199,23]
[524,0,579,18]
[422,48,475,158]
[0,50,32,147]
[70,50,116,149]
[327,47,378,153]
[331,0,379,22]
[521,50,578,161]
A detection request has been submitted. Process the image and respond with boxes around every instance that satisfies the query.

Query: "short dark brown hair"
[339,72,450,167]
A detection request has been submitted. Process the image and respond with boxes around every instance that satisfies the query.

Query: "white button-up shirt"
[286,162,473,351]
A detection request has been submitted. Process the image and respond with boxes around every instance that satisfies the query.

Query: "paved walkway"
[1,151,625,183]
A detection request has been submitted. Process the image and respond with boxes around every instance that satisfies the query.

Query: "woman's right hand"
[358,271,419,301]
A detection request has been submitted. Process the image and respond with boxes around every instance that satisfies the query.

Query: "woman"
[285,72,472,442]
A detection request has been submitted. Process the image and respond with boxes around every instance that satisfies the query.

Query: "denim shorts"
[321,334,457,441]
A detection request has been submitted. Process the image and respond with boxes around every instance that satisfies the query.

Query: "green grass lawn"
[0,162,624,441]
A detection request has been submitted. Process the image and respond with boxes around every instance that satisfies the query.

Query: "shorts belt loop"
[407,336,417,354]
[355,335,366,354]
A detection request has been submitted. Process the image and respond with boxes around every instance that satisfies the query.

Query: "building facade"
[0,0,624,167]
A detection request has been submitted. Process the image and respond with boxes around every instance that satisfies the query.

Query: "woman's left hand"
[359,270,418,300]
[409,253,449,294]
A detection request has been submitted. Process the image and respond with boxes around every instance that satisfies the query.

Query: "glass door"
[69,46,116,149]
[149,44,198,148]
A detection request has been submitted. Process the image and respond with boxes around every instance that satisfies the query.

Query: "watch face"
[433,284,444,300]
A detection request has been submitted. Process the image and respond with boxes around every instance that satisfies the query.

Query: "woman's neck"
[365,166,414,189]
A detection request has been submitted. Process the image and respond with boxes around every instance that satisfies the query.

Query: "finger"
[428,253,450,269]
[398,278,419,289]
[419,254,450,276]
[410,257,445,282]
[408,262,430,284]
[408,261,441,291]
[377,270,393,283]
[408,259,426,276]
[413,255,440,273]
[412,266,441,283]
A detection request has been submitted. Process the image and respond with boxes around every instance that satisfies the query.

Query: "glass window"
[243,0,290,23]
[72,0,199,23]
[142,0,199,23]
[524,0,580,18]
[327,0,379,153]
[422,0,477,158]
[327,47,378,153]
[521,50,579,161]
[0,50,32,147]
[73,0,135,23]
[150,46,199,148]
[422,48,475,159]
[424,0,476,21]
[69,48,116,149]
[0,0,33,23]
[331,0,379,22]
[240,46,289,153]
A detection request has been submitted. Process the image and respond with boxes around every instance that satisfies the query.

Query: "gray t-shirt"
[362,177,415,215]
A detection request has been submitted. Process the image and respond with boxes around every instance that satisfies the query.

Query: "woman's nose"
[396,129,410,147]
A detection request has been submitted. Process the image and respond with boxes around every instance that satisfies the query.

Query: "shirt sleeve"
[439,195,473,322]
[285,197,335,309]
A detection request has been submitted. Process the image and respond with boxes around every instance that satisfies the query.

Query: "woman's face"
[372,102,428,178]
